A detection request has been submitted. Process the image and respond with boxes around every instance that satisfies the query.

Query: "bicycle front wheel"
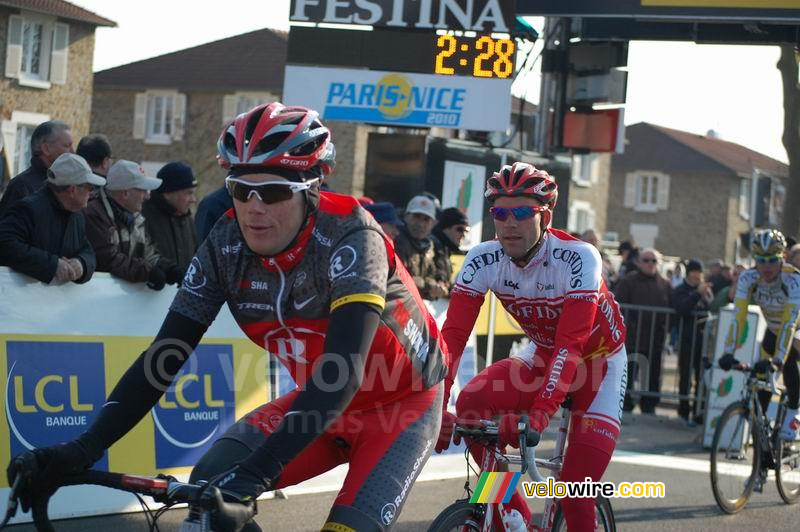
[775,438,800,504]
[710,401,761,514]
[428,500,484,532]
[551,495,616,532]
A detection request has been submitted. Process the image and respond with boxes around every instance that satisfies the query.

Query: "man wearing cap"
[85,160,182,290]
[432,207,469,292]
[363,201,403,241]
[394,194,450,301]
[0,153,101,284]
[142,162,198,275]
[673,258,714,425]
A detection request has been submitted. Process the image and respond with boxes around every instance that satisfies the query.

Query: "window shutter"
[49,23,69,84]
[172,93,187,141]
[624,173,636,207]
[133,93,147,139]
[590,155,601,184]
[1,121,17,174]
[656,173,670,210]
[5,15,23,79]
[222,95,238,125]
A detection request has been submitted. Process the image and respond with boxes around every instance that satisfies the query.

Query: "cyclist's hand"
[498,414,524,449]
[436,410,459,453]
[6,440,100,512]
[772,356,784,371]
[207,463,269,505]
[718,353,738,371]
[753,359,774,378]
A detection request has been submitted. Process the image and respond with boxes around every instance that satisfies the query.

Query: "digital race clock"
[434,34,515,79]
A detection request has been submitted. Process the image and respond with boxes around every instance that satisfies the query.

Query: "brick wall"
[0,9,96,138]
[567,152,611,236]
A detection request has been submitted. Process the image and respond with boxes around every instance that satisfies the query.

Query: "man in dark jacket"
[673,258,714,425]
[432,207,469,292]
[394,194,449,301]
[85,160,181,290]
[614,248,673,413]
[0,153,102,284]
[0,121,74,214]
[195,185,231,244]
[142,162,198,274]
[76,134,112,178]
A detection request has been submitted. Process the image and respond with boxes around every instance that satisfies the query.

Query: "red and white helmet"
[485,162,558,208]
[217,102,335,179]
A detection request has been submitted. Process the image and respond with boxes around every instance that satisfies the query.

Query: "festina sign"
[290,0,516,32]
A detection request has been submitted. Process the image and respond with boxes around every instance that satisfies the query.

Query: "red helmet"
[485,162,558,208]
[217,102,335,179]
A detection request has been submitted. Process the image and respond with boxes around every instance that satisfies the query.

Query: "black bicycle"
[1,468,256,531]
[710,362,800,513]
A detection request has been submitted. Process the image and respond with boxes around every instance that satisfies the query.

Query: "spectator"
[0,121,74,214]
[673,258,713,425]
[357,196,374,206]
[0,153,101,284]
[581,229,615,285]
[709,264,746,312]
[670,261,685,288]
[788,243,800,270]
[76,134,112,178]
[142,162,198,274]
[84,160,181,290]
[394,194,449,300]
[616,240,639,281]
[707,258,729,294]
[363,201,403,241]
[614,248,673,414]
[432,207,469,291]
[195,185,232,244]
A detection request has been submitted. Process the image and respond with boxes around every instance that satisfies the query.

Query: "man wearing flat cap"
[0,153,102,284]
[85,160,182,290]
[142,162,198,275]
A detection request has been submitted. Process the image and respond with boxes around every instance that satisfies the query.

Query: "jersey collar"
[260,214,316,272]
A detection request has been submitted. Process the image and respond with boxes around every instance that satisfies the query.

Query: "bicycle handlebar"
[453,418,545,481]
[5,469,255,532]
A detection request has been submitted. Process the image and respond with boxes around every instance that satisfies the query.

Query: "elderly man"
[142,162,198,275]
[364,201,404,241]
[614,247,673,413]
[85,160,182,290]
[0,121,74,213]
[0,153,102,284]
[394,194,450,300]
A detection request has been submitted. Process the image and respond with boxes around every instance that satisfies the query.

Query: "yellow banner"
[643,0,800,8]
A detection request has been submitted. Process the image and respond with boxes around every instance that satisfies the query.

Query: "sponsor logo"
[312,228,332,247]
[536,282,554,290]
[184,257,207,291]
[279,158,310,167]
[247,280,268,291]
[380,503,397,526]
[598,292,624,343]
[391,438,432,510]
[552,247,584,288]
[153,345,235,468]
[618,360,628,421]
[268,337,309,364]
[6,341,108,470]
[403,317,430,363]
[293,295,317,311]
[295,271,308,287]
[542,348,569,399]
[503,279,520,290]
[237,302,274,312]
[220,242,242,255]
[330,245,358,279]
[532,180,551,195]
[461,249,504,284]
[506,301,560,320]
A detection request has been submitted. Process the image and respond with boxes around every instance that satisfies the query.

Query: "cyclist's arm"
[773,271,800,364]
[240,301,381,481]
[724,269,757,354]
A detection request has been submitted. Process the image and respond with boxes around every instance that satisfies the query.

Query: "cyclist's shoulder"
[739,267,760,285]
[546,229,601,268]
[779,264,800,292]
[461,239,505,266]
[316,192,383,243]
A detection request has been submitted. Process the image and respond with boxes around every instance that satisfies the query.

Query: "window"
[133,91,186,144]
[629,223,659,249]
[14,125,34,175]
[571,154,599,187]
[739,177,751,220]
[624,171,670,212]
[5,14,68,87]
[567,200,595,234]
[1,111,50,175]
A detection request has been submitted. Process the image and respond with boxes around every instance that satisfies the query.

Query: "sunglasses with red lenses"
[489,205,548,222]
[225,176,318,205]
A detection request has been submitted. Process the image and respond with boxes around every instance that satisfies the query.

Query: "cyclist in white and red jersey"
[435,162,627,531]
[7,103,447,531]
[719,228,800,441]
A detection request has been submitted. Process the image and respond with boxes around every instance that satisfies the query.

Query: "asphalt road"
[4,411,798,531]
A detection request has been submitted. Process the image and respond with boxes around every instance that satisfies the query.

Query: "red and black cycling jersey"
[171,191,447,407]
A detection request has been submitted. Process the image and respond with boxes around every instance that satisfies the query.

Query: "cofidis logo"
[324,73,466,127]
[152,345,235,468]
[5,341,108,469]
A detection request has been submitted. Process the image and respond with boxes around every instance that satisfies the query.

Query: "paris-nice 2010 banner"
[0,267,266,521]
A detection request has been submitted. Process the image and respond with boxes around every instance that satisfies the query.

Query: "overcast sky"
[71,0,789,163]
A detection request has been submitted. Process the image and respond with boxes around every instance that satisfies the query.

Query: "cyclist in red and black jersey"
[7,103,447,531]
